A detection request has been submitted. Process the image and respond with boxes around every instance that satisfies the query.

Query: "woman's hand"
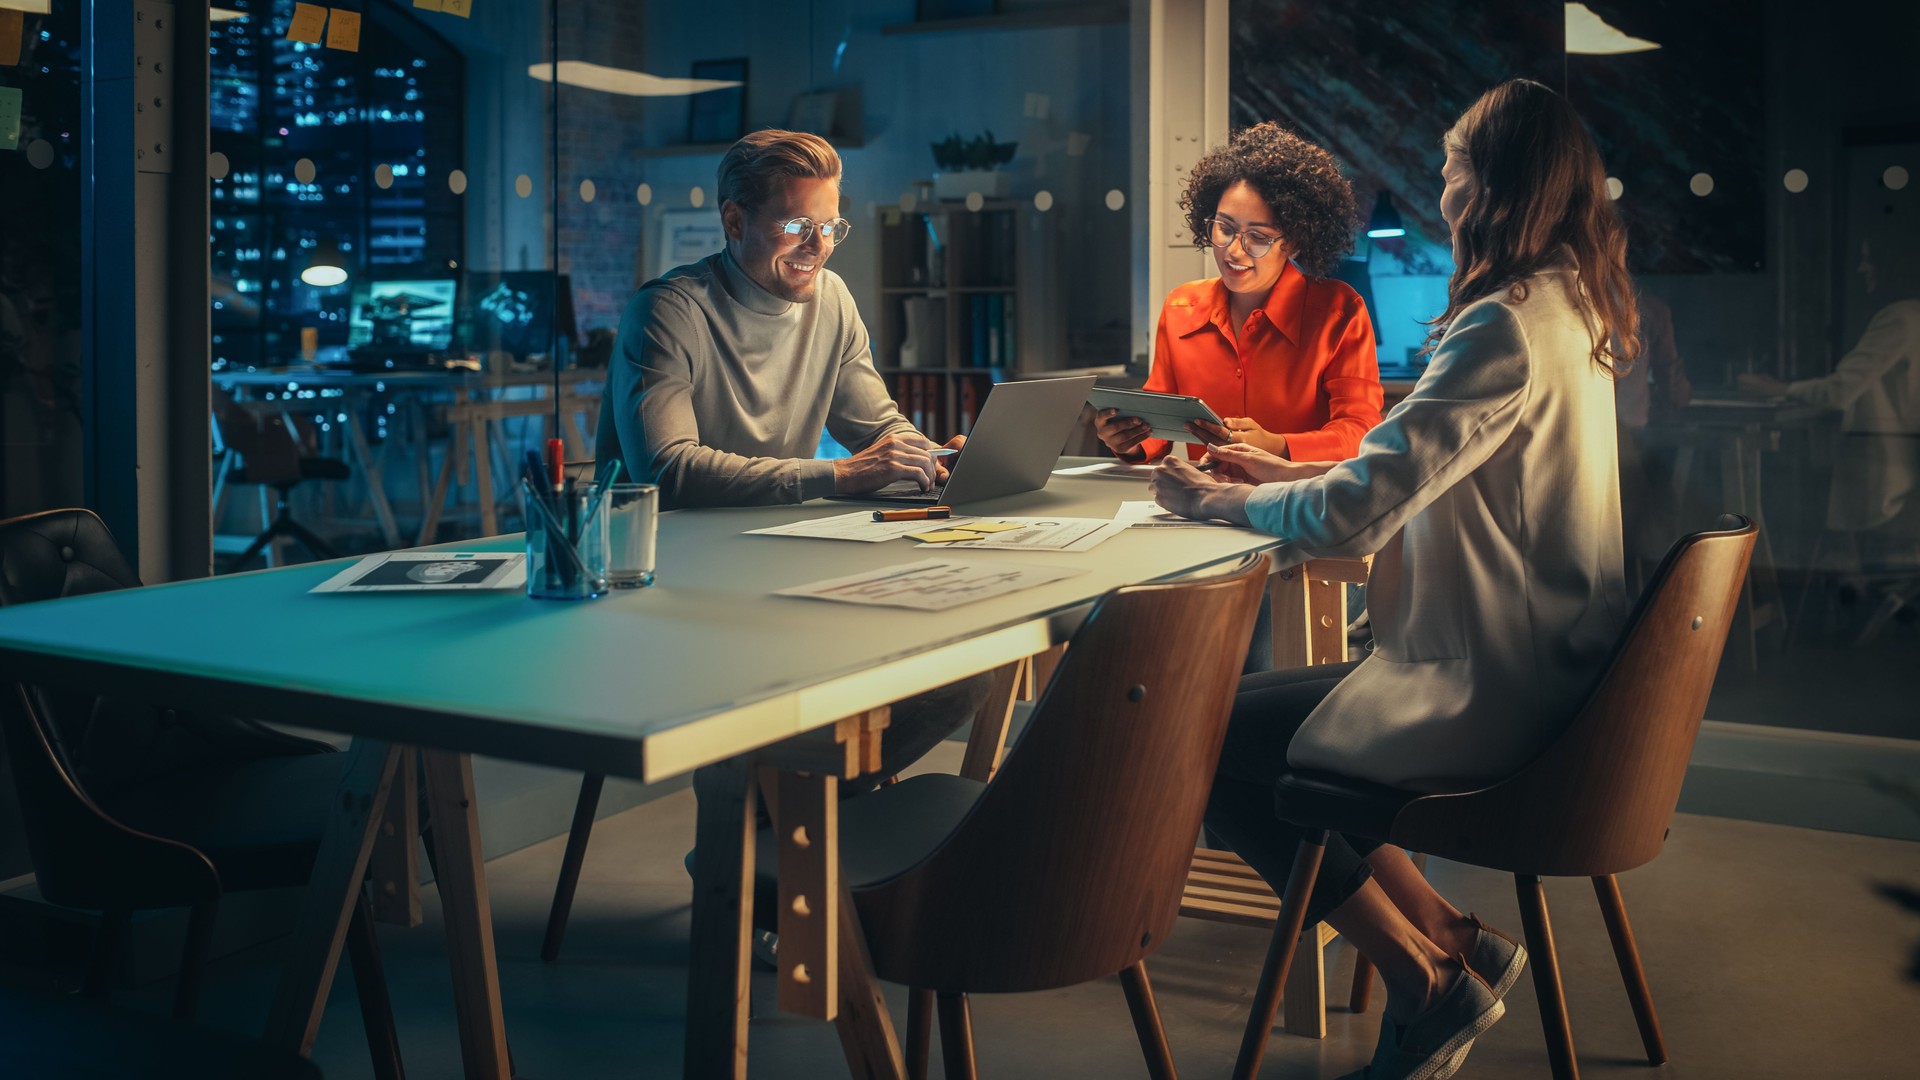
[1150,457,1252,526]
[1184,418,1233,446]
[1095,408,1152,460]
[1222,416,1289,456]
[1204,443,1335,485]
[1736,373,1789,401]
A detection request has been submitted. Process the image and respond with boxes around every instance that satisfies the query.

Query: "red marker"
[546,438,566,493]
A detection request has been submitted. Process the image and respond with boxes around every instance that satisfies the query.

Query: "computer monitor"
[464,271,579,359]
[347,279,458,350]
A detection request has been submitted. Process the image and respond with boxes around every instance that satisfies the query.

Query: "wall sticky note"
[286,2,327,44]
[325,8,360,51]
[0,86,21,152]
[1066,132,1092,158]
[0,10,24,67]
[439,0,472,16]
[411,0,444,10]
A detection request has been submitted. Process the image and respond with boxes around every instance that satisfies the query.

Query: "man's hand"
[1204,443,1335,485]
[937,433,968,483]
[1736,373,1790,401]
[1095,408,1152,460]
[834,433,942,494]
[1150,457,1253,527]
[1222,416,1289,456]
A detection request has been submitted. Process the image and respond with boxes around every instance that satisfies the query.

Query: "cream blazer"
[1245,262,1627,791]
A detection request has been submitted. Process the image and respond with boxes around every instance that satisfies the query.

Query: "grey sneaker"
[1466,914,1527,1001]
[1351,964,1504,1080]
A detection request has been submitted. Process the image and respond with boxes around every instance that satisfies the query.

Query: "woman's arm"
[1242,298,1531,555]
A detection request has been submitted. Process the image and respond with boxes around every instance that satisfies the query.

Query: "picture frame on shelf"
[787,86,864,144]
[688,58,748,145]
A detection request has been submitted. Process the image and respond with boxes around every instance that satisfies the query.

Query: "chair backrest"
[0,510,222,908]
[1391,514,1757,878]
[854,554,1271,994]
[211,388,302,485]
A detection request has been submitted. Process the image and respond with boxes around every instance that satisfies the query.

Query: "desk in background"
[213,367,602,553]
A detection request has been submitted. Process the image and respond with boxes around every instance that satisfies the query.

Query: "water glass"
[605,483,659,588]
[523,480,609,600]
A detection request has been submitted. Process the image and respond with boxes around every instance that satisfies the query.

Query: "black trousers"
[1203,660,1381,926]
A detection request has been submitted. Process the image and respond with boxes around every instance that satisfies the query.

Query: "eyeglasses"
[1204,218,1282,259]
[776,216,853,246]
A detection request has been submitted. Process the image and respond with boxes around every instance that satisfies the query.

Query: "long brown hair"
[1424,80,1638,373]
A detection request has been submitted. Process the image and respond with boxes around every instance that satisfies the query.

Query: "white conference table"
[0,465,1292,1079]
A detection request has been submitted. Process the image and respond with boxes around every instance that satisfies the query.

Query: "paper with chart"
[1115,500,1239,529]
[775,559,1087,611]
[930,517,1128,553]
[744,510,978,543]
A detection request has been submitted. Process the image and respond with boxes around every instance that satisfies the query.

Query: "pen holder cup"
[521,479,610,601]
[605,483,659,588]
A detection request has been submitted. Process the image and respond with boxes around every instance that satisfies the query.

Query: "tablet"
[1086,387,1226,442]
[310,552,528,593]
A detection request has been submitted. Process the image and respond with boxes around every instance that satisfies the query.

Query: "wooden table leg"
[267,740,402,1057]
[959,659,1023,782]
[834,875,908,1080]
[346,411,402,549]
[685,758,757,1080]
[1269,567,1312,669]
[420,750,512,1080]
[769,769,839,1020]
[369,747,422,928]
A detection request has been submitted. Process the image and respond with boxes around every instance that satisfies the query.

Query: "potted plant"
[931,129,1017,201]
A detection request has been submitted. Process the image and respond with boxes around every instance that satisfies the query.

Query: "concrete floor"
[140,742,1920,1079]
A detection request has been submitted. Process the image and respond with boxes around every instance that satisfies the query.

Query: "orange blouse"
[1138,264,1383,463]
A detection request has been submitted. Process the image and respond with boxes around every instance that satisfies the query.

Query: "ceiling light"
[1565,2,1660,55]
[1365,191,1405,239]
[210,6,248,19]
[526,61,743,98]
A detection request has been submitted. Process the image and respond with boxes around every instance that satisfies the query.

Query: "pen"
[873,506,952,522]
[1196,461,1222,472]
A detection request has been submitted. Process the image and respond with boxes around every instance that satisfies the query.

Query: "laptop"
[834,375,1098,506]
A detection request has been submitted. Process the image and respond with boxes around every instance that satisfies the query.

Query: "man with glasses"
[599,130,988,879]
[599,128,961,509]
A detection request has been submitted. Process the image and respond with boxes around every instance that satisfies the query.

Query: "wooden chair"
[0,508,404,1078]
[753,554,1270,1079]
[1232,515,1757,1080]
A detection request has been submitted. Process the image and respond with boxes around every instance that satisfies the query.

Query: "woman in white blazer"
[1153,80,1637,1080]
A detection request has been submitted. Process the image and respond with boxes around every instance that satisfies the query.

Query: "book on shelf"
[958,377,981,437]
[899,295,945,369]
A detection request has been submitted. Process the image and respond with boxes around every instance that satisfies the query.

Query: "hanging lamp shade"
[1365,191,1405,239]
[300,239,350,287]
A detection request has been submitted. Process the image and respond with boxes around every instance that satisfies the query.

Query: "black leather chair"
[0,508,403,1078]
[0,982,323,1079]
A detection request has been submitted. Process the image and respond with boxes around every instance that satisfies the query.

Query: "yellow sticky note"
[286,2,326,44]
[0,86,20,152]
[411,0,444,10]
[907,530,985,544]
[0,10,23,67]
[325,8,360,51]
[439,0,472,16]
[953,521,1025,534]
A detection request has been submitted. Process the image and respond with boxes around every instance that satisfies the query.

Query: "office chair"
[0,508,404,1078]
[1231,516,1757,1080]
[751,554,1270,1079]
[213,389,350,569]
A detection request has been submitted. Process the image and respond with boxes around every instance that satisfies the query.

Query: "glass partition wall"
[208,0,1137,566]
[1230,0,1919,758]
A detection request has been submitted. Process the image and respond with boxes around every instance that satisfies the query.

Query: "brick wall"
[553,4,650,336]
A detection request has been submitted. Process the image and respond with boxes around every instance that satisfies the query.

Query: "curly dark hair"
[1180,122,1358,275]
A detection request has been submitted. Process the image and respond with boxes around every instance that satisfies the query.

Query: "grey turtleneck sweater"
[596,250,915,509]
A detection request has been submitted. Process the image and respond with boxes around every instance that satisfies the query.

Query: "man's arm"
[609,287,835,508]
[823,308,918,454]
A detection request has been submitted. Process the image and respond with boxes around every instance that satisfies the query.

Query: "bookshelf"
[874,200,1055,442]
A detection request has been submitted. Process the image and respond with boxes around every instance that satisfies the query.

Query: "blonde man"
[599,129,963,509]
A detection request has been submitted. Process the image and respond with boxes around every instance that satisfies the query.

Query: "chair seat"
[0,984,322,1079]
[230,457,350,486]
[751,773,984,922]
[1272,769,1422,842]
[101,752,354,893]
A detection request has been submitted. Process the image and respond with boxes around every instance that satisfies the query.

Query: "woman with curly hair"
[1095,121,1383,463]
[1153,80,1638,1079]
